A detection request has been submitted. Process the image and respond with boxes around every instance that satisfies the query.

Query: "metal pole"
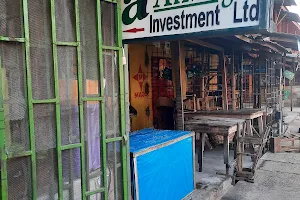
[74,0,88,198]
[283,59,286,109]
[123,44,132,200]
[291,66,294,112]
[291,79,293,112]
[265,59,268,114]
[0,55,8,200]
[116,0,129,198]
[279,60,283,136]
[96,1,108,199]
[23,0,38,198]
[50,0,64,198]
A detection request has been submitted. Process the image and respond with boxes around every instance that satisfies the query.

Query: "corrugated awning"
[265,32,300,51]
[274,0,297,6]
[235,34,290,54]
[280,10,300,23]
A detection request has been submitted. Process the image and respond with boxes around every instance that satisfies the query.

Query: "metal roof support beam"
[235,35,288,55]
[275,0,285,24]
[185,39,224,52]
[269,37,296,43]
[277,13,287,25]
[235,35,254,44]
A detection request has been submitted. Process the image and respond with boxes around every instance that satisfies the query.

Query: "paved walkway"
[221,108,300,200]
[186,108,300,200]
[221,152,300,200]
[283,107,300,137]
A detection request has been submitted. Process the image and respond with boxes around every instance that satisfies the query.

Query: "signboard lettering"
[122,0,266,40]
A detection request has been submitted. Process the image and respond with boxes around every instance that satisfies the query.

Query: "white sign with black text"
[122,0,263,40]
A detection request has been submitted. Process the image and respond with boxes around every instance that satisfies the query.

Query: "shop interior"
[126,34,299,188]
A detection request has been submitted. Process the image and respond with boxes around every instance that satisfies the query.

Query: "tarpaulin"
[130,129,194,200]
[130,128,192,153]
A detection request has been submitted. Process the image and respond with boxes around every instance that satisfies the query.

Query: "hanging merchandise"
[283,70,295,80]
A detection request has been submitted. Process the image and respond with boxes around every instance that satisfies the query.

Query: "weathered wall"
[128,44,153,131]
[128,43,178,131]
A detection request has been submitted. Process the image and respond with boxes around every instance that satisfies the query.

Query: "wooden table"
[185,116,245,175]
[185,109,265,137]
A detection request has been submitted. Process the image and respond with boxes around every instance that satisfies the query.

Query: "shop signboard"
[283,70,295,81]
[122,0,270,41]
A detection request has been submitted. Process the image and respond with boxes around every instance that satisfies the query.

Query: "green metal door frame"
[0,0,128,199]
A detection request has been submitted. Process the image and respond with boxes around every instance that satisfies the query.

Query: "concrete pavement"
[221,107,300,200]
[186,107,300,200]
[221,152,300,200]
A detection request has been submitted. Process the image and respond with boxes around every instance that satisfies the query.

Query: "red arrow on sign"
[123,28,145,33]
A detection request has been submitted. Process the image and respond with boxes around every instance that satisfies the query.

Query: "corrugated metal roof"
[281,10,300,23]
[274,0,297,6]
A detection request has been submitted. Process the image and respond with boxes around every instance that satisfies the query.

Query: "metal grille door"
[0,0,128,199]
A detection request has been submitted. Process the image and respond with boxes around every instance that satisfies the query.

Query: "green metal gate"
[0,0,128,199]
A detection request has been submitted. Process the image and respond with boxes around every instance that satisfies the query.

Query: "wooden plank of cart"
[185,116,245,176]
[185,108,265,136]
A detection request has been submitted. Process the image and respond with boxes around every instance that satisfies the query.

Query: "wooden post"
[240,53,244,109]
[258,116,264,136]
[253,58,257,108]
[236,123,243,172]
[220,52,228,110]
[193,94,196,112]
[246,120,253,136]
[224,134,230,175]
[263,112,267,131]
[171,41,186,130]
[232,50,236,110]
[200,77,205,110]
[258,57,262,108]
[198,133,205,172]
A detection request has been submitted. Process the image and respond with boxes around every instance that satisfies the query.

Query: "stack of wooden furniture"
[183,95,219,112]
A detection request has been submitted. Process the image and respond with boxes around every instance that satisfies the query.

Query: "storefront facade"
[1,0,297,199]
[124,1,300,193]
[124,0,274,131]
